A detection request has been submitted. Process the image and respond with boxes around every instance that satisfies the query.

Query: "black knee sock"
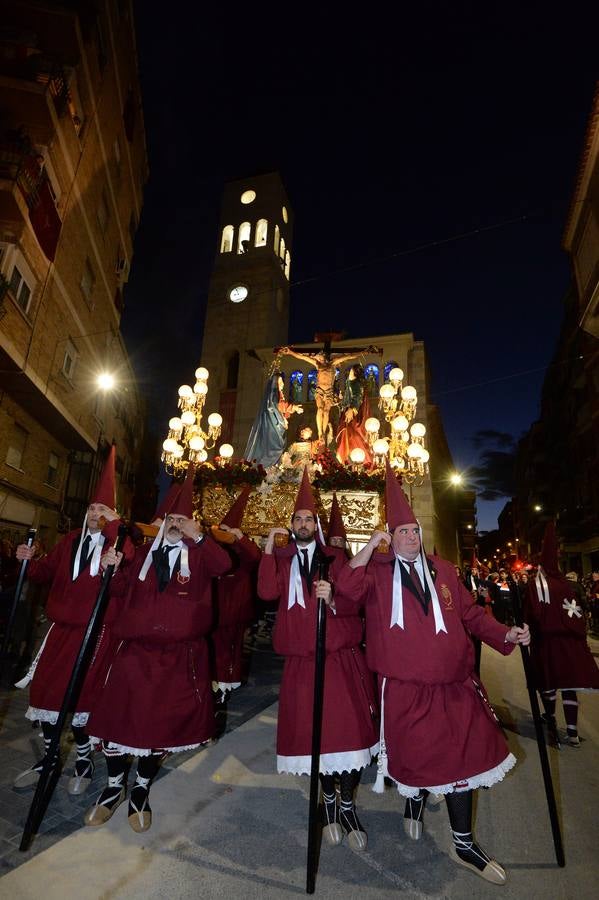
[445,789,472,834]
[41,721,55,758]
[35,721,60,769]
[72,725,93,774]
[136,754,162,783]
[319,773,336,804]
[541,690,557,719]
[72,725,91,753]
[95,752,128,807]
[338,769,364,832]
[339,769,360,805]
[105,754,128,780]
[129,754,162,812]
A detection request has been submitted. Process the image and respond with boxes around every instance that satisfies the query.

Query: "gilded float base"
[197,484,383,547]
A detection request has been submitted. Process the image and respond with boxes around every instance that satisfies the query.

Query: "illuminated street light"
[96,372,115,391]
[533,504,542,512]
[449,473,463,486]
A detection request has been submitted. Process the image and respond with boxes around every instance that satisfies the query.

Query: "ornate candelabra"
[161,366,229,474]
[354,367,430,484]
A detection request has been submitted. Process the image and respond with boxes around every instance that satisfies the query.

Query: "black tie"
[77,534,92,578]
[408,560,427,606]
[155,545,175,592]
[300,549,310,581]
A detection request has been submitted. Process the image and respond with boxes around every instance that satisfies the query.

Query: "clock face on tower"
[228,285,248,303]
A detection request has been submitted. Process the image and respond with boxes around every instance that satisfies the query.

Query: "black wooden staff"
[512,591,565,867]
[0,528,36,683]
[20,523,128,851]
[306,560,328,895]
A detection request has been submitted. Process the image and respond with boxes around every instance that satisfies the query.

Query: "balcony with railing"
[0,134,62,260]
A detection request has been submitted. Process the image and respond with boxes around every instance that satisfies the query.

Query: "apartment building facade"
[0,0,148,547]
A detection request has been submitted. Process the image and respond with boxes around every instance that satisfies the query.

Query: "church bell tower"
[200,172,292,454]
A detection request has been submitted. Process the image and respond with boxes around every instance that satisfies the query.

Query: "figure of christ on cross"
[278,334,381,446]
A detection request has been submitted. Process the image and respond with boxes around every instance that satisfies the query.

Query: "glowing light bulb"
[350,448,366,464]
[372,439,389,455]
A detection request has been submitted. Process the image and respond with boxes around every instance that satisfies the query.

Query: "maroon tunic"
[212,536,261,685]
[258,543,378,773]
[335,554,515,793]
[523,573,599,691]
[87,536,230,752]
[25,521,132,716]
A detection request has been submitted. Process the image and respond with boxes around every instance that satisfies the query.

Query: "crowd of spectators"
[458,561,599,635]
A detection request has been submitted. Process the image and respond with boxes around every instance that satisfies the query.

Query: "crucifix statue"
[277,333,382,445]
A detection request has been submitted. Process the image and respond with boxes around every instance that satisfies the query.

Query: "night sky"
[121,3,599,530]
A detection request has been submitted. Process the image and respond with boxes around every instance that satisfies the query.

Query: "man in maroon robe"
[14,446,132,795]
[210,487,261,701]
[258,468,378,850]
[326,492,351,557]
[84,465,231,832]
[335,462,530,884]
[524,521,599,747]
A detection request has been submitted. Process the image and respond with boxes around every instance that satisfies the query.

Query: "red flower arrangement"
[312,449,385,492]
[194,459,267,487]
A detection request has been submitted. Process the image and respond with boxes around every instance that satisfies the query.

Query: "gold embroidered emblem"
[440,583,454,609]
[177,572,190,584]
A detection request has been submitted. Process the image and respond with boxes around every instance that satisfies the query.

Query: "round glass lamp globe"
[410,422,426,438]
[208,412,222,428]
[168,417,182,431]
[365,417,380,433]
[219,443,234,458]
[350,448,366,464]
[189,436,205,451]
[197,449,208,462]
[379,383,395,401]
[372,439,389,455]
[178,384,193,399]
[391,415,409,432]
[195,367,209,381]
[194,381,208,395]
[420,449,430,464]
[163,438,177,452]
[401,385,417,402]
[181,411,196,426]
[389,367,404,383]
[407,443,423,458]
